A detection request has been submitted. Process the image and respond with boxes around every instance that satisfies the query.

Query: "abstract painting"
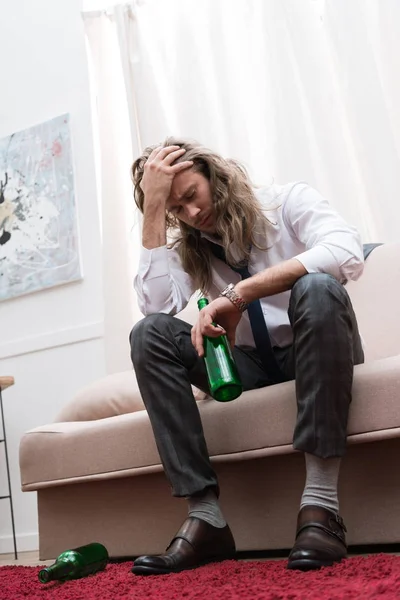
[0,114,82,301]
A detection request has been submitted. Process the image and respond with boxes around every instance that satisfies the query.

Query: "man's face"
[166,169,216,234]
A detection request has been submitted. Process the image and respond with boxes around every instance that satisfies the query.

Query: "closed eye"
[170,205,182,215]
[169,189,195,215]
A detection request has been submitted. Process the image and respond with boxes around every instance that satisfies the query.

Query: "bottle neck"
[197,297,209,310]
[38,560,72,583]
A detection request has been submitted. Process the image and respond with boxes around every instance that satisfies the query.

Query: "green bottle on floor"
[38,542,109,583]
[197,297,243,402]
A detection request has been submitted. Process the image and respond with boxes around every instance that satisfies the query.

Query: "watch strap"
[220,283,249,313]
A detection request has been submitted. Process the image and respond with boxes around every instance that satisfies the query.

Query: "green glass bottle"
[197,297,243,402]
[38,542,109,583]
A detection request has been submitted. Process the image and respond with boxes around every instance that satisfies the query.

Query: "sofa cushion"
[20,355,400,491]
[346,242,400,361]
[55,371,144,422]
[55,370,206,423]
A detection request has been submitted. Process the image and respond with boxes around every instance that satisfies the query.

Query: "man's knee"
[292,273,341,297]
[129,313,176,355]
[289,273,350,327]
[291,273,348,306]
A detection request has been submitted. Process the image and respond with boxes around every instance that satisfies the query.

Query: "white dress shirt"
[134,182,364,348]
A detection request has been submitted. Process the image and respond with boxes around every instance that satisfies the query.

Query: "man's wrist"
[220,283,249,313]
[234,280,254,303]
[143,194,167,211]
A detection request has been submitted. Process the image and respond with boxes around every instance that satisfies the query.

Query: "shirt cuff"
[294,245,341,280]
[139,244,170,280]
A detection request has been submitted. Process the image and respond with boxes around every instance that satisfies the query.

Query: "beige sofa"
[20,243,400,560]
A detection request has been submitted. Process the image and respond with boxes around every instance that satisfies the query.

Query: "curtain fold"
[85,7,142,373]
[83,0,400,373]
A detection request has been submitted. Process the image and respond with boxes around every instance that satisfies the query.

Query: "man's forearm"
[235,259,307,302]
[142,196,167,249]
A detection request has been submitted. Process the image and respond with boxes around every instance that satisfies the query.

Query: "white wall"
[0,0,106,552]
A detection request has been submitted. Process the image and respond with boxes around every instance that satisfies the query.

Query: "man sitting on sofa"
[129,139,364,575]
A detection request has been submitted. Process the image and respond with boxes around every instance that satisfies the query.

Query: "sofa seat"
[20,354,400,491]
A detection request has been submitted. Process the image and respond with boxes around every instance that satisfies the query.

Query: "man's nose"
[186,205,201,219]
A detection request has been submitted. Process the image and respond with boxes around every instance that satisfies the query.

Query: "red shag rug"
[1,555,400,600]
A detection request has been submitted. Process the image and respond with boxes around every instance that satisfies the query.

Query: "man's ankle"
[300,454,341,514]
[187,489,226,528]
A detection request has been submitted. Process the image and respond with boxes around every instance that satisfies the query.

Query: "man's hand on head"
[141,145,193,204]
[141,145,193,250]
[191,296,242,356]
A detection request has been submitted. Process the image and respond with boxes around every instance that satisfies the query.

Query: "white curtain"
[83,0,400,373]
[84,6,142,373]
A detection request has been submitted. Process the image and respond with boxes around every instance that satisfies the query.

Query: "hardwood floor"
[0,550,53,567]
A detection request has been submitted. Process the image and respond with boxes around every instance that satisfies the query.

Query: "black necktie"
[207,241,285,383]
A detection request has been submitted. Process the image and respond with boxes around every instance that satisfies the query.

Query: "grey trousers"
[130,274,364,498]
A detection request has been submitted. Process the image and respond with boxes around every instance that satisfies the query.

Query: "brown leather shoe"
[131,517,236,575]
[287,505,347,571]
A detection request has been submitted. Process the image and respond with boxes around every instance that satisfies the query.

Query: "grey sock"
[187,489,226,528]
[300,453,341,514]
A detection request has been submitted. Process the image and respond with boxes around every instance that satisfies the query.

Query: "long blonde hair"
[131,137,271,293]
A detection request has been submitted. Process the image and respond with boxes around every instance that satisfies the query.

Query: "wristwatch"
[220,283,249,313]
